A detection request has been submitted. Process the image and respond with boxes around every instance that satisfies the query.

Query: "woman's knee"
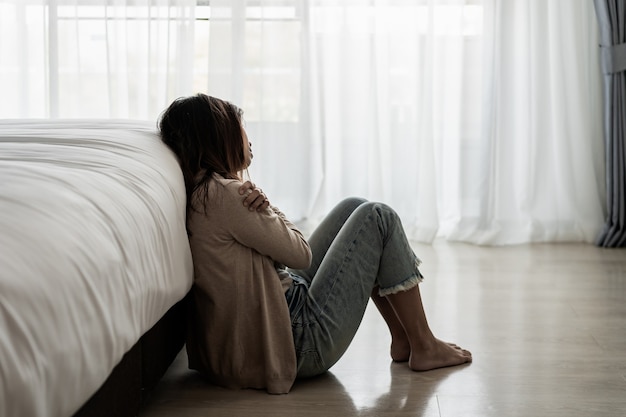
[354,200,399,220]
[322,197,369,224]
[335,197,368,212]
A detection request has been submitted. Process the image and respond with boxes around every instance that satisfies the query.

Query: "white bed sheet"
[0,120,193,417]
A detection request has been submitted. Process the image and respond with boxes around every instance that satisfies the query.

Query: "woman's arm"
[221,180,312,269]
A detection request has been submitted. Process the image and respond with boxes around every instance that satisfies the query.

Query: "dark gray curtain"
[594,0,626,247]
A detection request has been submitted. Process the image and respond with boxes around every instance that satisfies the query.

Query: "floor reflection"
[295,360,466,417]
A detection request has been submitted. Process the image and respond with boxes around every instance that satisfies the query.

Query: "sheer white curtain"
[204,0,487,240]
[443,0,606,244]
[0,0,605,245]
[0,0,195,119]
[206,0,604,244]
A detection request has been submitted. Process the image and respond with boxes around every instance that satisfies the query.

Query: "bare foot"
[392,340,464,363]
[409,339,472,371]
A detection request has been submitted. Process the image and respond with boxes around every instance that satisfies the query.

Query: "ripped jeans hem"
[377,258,424,297]
[378,274,424,296]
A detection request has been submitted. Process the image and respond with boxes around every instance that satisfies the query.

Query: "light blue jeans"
[286,197,423,378]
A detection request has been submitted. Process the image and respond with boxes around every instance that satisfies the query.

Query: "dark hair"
[158,94,246,220]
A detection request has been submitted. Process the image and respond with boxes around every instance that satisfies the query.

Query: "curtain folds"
[239,0,604,245]
[0,0,608,246]
[0,0,196,120]
[593,0,626,248]
[444,0,605,245]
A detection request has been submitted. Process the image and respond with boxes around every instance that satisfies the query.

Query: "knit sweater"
[185,174,312,394]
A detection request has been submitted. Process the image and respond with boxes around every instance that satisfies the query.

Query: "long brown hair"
[158,94,246,219]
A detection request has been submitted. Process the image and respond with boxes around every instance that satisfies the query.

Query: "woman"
[158,93,471,394]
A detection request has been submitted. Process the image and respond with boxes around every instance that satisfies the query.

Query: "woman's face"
[242,126,253,168]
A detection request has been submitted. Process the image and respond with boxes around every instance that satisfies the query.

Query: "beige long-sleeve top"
[185,174,312,394]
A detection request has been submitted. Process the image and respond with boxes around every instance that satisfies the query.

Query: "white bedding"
[0,120,193,417]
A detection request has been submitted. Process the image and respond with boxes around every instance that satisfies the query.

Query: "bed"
[0,120,193,417]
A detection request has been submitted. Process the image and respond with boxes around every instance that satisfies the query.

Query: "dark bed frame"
[73,294,189,417]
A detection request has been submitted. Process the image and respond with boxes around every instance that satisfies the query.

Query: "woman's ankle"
[390,338,410,362]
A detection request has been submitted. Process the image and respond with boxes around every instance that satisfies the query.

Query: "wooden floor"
[140,241,626,417]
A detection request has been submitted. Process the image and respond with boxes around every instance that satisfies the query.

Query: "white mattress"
[0,120,193,417]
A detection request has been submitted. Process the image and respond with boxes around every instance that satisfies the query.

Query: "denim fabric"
[286,198,423,378]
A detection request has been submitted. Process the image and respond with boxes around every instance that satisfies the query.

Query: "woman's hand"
[239,181,270,212]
